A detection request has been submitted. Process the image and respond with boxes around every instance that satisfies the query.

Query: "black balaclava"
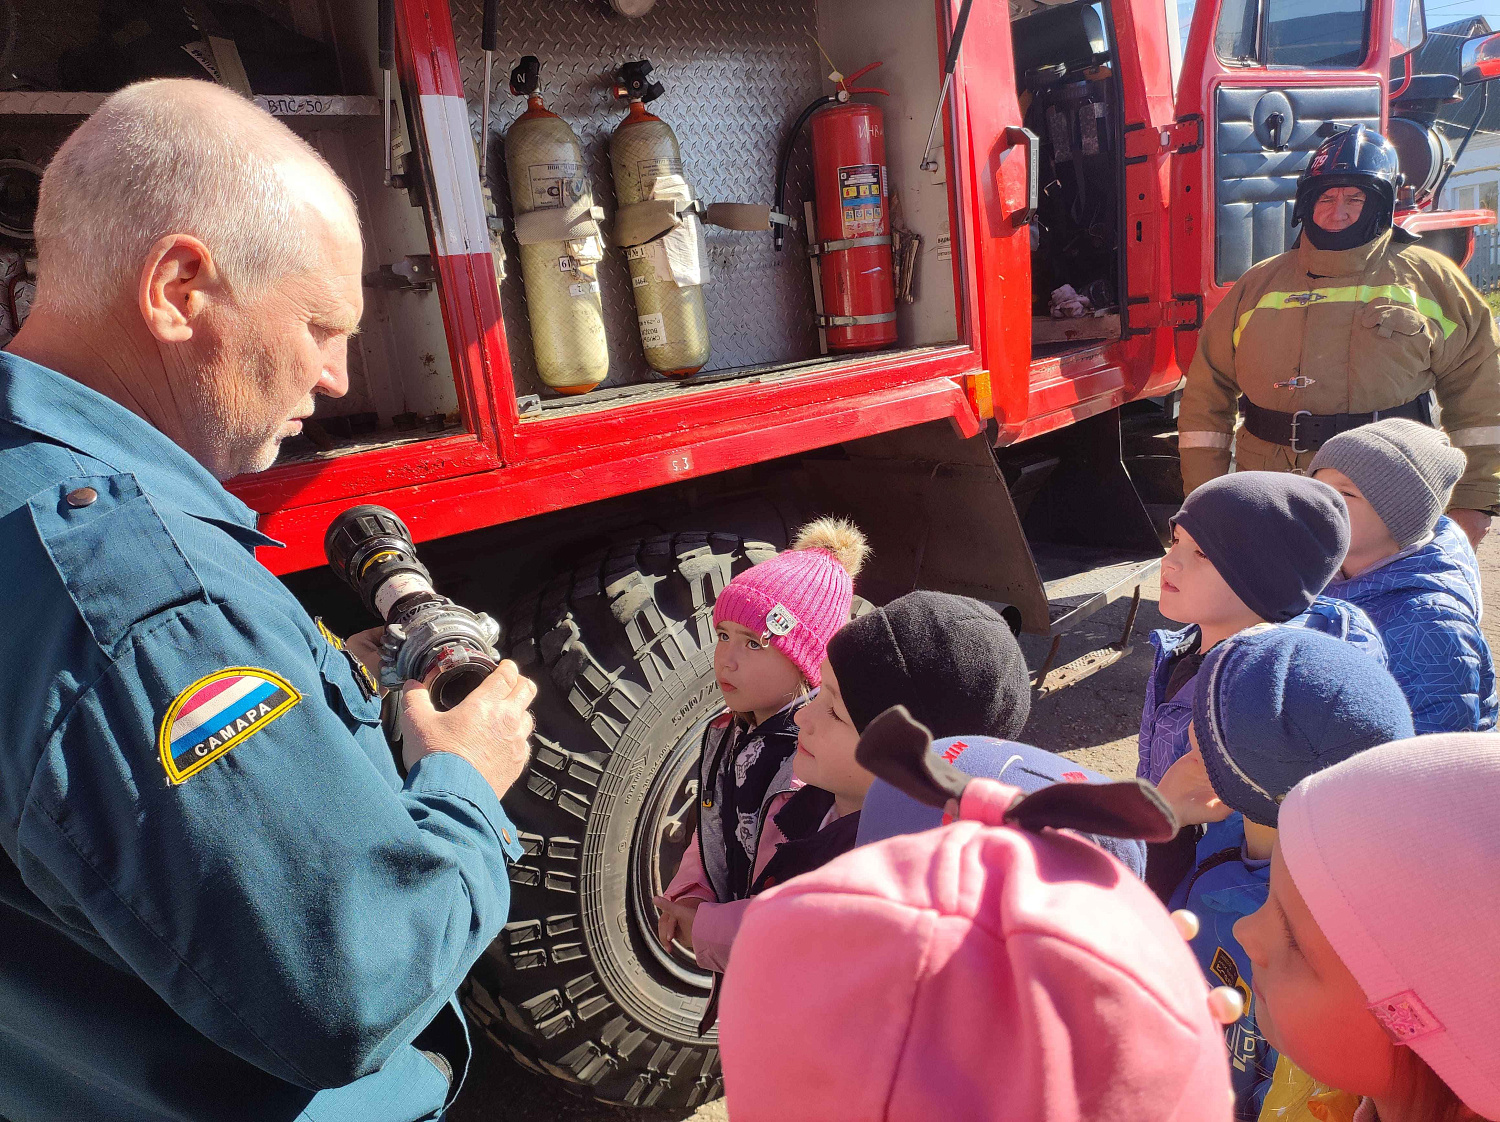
[1302,184,1384,251]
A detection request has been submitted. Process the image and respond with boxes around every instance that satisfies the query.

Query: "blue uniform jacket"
[1326,517,1499,735]
[1168,816,1272,1121]
[0,353,523,1122]
[1138,598,1386,783]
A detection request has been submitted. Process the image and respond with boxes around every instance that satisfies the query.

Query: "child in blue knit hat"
[1155,625,1413,1121]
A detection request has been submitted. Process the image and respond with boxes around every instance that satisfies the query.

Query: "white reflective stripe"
[418,94,491,257]
[1447,426,1500,447]
[1178,431,1234,450]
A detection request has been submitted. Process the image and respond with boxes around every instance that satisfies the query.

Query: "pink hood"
[718,778,1233,1122]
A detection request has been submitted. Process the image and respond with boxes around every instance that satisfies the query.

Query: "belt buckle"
[1289,410,1313,455]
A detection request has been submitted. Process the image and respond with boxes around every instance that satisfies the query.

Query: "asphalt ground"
[451,529,1500,1122]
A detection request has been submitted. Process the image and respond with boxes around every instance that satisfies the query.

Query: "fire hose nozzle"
[325,505,503,711]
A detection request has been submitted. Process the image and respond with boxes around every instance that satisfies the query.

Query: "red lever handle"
[840,61,888,96]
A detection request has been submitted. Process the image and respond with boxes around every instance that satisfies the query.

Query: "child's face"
[714,620,805,721]
[1159,524,1259,632]
[1314,468,1399,564]
[792,659,873,807]
[1233,840,1399,1098]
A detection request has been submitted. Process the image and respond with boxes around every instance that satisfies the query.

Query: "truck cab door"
[1170,0,1394,362]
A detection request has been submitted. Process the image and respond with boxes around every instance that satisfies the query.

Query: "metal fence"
[1467,225,1500,295]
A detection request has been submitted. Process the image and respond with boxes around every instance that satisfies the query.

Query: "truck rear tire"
[463,531,777,1110]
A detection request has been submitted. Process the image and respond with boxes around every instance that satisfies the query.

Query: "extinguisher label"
[837,163,885,239]
[527,162,589,210]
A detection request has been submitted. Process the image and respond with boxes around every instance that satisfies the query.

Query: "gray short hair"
[34,79,358,316]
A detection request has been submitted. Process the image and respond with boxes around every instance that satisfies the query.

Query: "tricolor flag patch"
[158,668,300,784]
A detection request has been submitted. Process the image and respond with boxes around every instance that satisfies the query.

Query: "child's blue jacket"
[1169,815,1273,1122]
[1326,516,1497,735]
[1137,597,1385,783]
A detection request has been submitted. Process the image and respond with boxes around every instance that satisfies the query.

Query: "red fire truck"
[2,0,1496,1110]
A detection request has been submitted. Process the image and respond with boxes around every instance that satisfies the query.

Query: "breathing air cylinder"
[609,59,711,376]
[503,57,609,394]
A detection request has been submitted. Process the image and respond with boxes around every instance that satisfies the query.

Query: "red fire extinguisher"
[775,62,896,353]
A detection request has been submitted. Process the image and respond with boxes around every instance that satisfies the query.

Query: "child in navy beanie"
[1155,626,1414,1120]
[1139,471,1386,897]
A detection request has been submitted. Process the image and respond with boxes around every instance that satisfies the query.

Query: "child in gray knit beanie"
[1312,419,1498,734]
[1309,418,1464,554]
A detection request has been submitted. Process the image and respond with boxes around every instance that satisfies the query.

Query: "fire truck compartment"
[1013,0,1125,343]
[0,0,460,466]
[453,0,961,414]
[0,0,1144,464]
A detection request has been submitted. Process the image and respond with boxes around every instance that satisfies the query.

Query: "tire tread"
[464,531,769,1110]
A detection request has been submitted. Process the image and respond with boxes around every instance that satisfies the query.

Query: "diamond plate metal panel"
[448,0,825,394]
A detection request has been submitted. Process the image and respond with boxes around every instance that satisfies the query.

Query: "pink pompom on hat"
[713,518,869,688]
[718,731,1233,1122]
[1279,733,1500,1119]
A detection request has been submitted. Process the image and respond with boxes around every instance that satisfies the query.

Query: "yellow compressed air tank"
[503,58,609,394]
[609,61,710,376]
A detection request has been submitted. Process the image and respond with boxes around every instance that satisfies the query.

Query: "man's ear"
[138,234,218,343]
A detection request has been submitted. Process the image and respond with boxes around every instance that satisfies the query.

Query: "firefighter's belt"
[1239,395,1429,455]
[612,199,776,247]
[512,202,606,246]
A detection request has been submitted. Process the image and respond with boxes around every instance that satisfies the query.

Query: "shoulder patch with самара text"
[158,668,300,783]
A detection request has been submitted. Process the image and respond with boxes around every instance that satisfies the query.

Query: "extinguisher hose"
[774,94,839,251]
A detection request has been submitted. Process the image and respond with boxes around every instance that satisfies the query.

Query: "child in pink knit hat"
[653,518,867,1002]
[1234,733,1500,1122]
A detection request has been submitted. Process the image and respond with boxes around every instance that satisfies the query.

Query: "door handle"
[1005,125,1039,227]
[1265,111,1288,152]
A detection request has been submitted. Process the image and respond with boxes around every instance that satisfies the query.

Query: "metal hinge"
[1163,115,1203,154]
[1120,294,1203,336]
[1168,293,1204,330]
[1124,115,1204,160]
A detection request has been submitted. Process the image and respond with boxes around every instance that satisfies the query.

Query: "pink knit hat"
[713,518,868,687]
[718,711,1232,1122]
[1279,733,1500,1118]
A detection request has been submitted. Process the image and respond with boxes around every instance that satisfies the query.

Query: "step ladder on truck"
[2,0,1497,1110]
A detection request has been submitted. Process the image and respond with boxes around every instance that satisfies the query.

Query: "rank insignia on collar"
[158,668,301,784]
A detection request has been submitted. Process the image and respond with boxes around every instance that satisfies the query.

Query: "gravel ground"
[451,529,1500,1122]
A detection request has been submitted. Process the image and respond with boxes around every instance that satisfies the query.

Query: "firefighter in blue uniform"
[0,82,535,1121]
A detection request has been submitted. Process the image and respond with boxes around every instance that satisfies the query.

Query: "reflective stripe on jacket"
[1179,230,1500,511]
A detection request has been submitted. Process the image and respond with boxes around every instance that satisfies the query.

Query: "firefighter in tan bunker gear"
[1179,125,1500,547]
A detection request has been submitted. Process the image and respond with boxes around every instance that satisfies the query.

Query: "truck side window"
[1214,0,1370,68]
[1389,0,1425,58]
[1214,0,1258,63]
